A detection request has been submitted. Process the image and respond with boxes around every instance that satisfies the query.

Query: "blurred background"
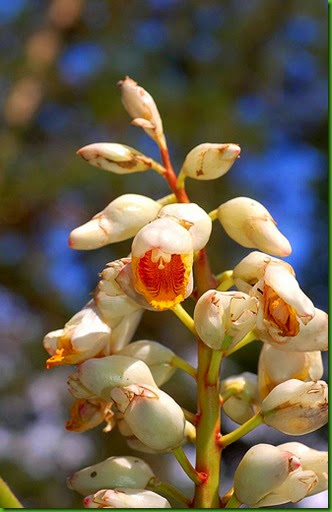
[0,0,327,508]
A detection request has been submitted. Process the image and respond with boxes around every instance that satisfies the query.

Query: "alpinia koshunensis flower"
[65,398,115,433]
[277,442,328,495]
[43,301,112,368]
[258,344,323,398]
[194,290,259,350]
[131,217,194,310]
[111,384,186,451]
[220,372,260,424]
[83,488,171,508]
[118,340,175,386]
[158,202,212,251]
[217,197,292,256]
[118,76,165,146]
[261,379,328,435]
[69,194,161,250]
[234,443,319,507]
[67,455,154,495]
[68,355,156,401]
[180,142,241,180]
[77,142,158,175]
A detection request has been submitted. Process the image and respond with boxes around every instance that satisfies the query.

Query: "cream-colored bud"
[261,379,328,435]
[111,384,186,451]
[278,442,328,495]
[233,251,294,293]
[158,202,212,251]
[67,456,154,495]
[43,300,111,368]
[221,372,260,424]
[72,355,156,401]
[217,197,291,257]
[234,444,301,507]
[108,309,143,353]
[118,76,164,145]
[194,290,258,350]
[118,340,175,386]
[259,307,328,352]
[258,344,323,398]
[77,143,154,174]
[69,194,161,250]
[181,143,240,180]
[83,488,171,508]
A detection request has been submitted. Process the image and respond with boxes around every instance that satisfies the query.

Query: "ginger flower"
[66,398,115,433]
[131,217,194,310]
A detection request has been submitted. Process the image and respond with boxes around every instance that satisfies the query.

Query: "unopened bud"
[158,202,212,251]
[65,398,115,433]
[77,143,154,174]
[181,143,241,180]
[69,355,156,401]
[83,488,171,509]
[261,379,328,435]
[111,384,186,451]
[69,194,161,250]
[67,455,154,495]
[107,309,143,353]
[118,340,175,386]
[258,344,323,398]
[254,470,318,507]
[118,76,164,145]
[194,290,258,350]
[217,197,291,257]
[221,372,260,424]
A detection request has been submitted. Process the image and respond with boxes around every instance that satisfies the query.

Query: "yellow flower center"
[263,284,300,337]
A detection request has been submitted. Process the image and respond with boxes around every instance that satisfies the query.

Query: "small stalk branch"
[225,330,258,356]
[225,493,242,508]
[181,407,198,426]
[208,209,218,221]
[219,412,263,447]
[171,304,196,335]
[0,477,23,508]
[206,349,223,386]
[172,447,205,486]
[147,478,192,508]
[172,355,197,379]
[216,270,234,292]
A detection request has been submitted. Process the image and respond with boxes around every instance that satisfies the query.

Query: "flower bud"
[258,344,323,398]
[118,340,175,386]
[43,301,111,368]
[118,76,164,145]
[83,488,171,509]
[217,197,292,257]
[278,442,328,495]
[69,194,161,250]
[221,372,260,424]
[158,202,212,251]
[69,355,156,401]
[261,379,328,435]
[194,290,258,350]
[111,384,186,451]
[180,143,241,180]
[67,455,154,495]
[77,143,154,174]
[65,398,115,433]
[259,307,328,352]
[233,251,294,293]
[107,309,143,353]
[131,217,194,310]
[234,444,301,507]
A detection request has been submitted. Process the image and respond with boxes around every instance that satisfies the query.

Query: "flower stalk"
[0,476,23,508]
[147,478,192,507]
[219,412,264,447]
[172,446,205,486]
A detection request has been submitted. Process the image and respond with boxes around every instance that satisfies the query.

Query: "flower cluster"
[43,77,328,509]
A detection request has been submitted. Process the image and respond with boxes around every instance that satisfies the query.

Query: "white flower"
[258,344,323,398]
[261,379,328,435]
[194,290,258,350]
[131,217,194,310]
[67,456,154,495]
[158,202,212,251]
[118,340,175,386]
[180,142,241,180]
[83,488,171,508]
[69,194,161,250]
[77,143,156,174]
[221,372,260,424]
[68,355,156,401]
[217,197,291,256]
[118,76,165,145]
[111,384,186,451]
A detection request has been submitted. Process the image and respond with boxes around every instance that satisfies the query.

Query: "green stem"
[216,270,234,292]
[172,447,204,486]
[219,383,245,405]
[0,477,23,508]
[225,330,257,356]
[157,193,177,205]
[206,349,223,385]
[172,355,197,379]
[147,478,192,507]
[225,493,242,508]
[208,209,218,221]
[171,304,196,335]
[182,408,197,426]
[219,412,263,447]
